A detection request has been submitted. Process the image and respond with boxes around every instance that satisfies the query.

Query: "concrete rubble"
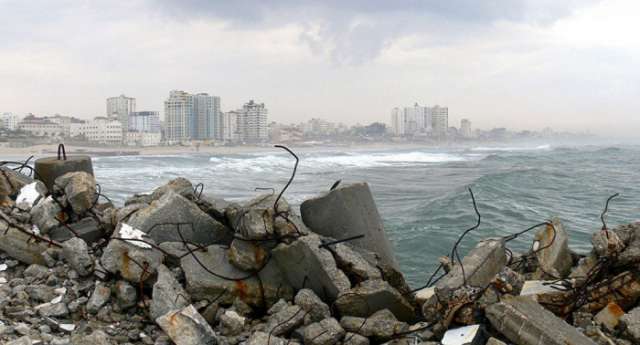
[1,159,640,345]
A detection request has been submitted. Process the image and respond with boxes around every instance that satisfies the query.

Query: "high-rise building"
[460,119,472,138]
[431,105,448,136]
[222,111,239,142]
[0,112,20,130]
[390,107,403,136]
[129,111,161,133]
[106,94,136,130]
[192,93,220,140]
[236,100,268,142]
[164,90,194,143]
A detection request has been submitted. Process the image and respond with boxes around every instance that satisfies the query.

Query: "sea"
[4,143,640,287]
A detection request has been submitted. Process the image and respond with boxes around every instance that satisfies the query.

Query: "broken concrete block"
[246,331,286,345]
[486,295,596,345]
[485,338,507,345]
[300,182,398,269]
[49,217,104,244]
[592,229,626,257]
[228,239,269,271]
[61,237,94,277]
[414,287,435,306]
[150,177,195,201]
[54,171,96,216]
[519,280,571,315]
[582,270,640,313]
[0,166,33,197]
[533,218,572,279]
[620,306,640,342]
[150,264,191,320]
[30,196,63,234]
[0,221,51,265]
[441,325,484,345]
[327,242,382,283]
[226,193,289,240]
[219,310,245,336]
[265,304,306,336]
[127,190,230,246]
[87,282,111,314]
[181,244,292,308]
[343,333,370,345]
[115,280,137,309]
[340,309,408,342]
[295,288,331,323]
[594,302,624,332]
[272,233,350,302]
[303,318,345,345]
[15,181,47,209]
[100,223,165,283]
[70,330,114,345]
[335,279,415,323]
[435,238,506,302]
[155,304,217,345]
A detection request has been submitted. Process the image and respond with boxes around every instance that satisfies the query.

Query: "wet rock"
[54,171,96,216]
[303,318,345,345]
[155,304,217,345]
[150,178,195,201]
[150,264,191,320]
[340,309,408,342]
[71,330,115,345]
[100,223,165,283]
[115,280,138,309]
[272,233,350,301]
[30,196,63,234]
[265,304,306,336]
[219,310,245,336]
[335,279,415,323]
[87,282,111,314]
[227,239,269,271]
[594,302,624,332]
[49,217,104,244]
[486,295,596,345]
[61,237,94,277]
[620,306,640,342]
[294,289,331,323]
[300,182,398,269]
[533,218,572,279]
[181,244,292,308]
[127,191,230,246]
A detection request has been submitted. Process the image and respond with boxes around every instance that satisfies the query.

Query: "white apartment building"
[222,111,239,142]
[460,119,472,138]
[164,90,194,143]
[235,100,268,142]
[80,117,123,144]
[391,104,447,137]
[0,112,20,130]
[129,111,161,133]
[192,93,219,140]
[126,131,161,147]
[17,115,63,137]
[431,105,448,136]
[106,94,136,130]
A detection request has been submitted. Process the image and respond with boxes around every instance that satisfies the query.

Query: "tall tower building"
[106,95,136,130]
[460,119,472,138]
[236,100,268,142]
[431,105,449,137]
[164,90,194,142]
[192,93,220,140]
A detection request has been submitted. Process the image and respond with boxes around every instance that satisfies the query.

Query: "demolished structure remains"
[1,144,640,345]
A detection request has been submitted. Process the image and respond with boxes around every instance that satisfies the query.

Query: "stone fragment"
[414,287,435,306]
[15,181,47,209]
[181,244,292,308]
[151,177,195,201]
[533,218,572,279]
[492,266,524,295]
[570,252,599,284]
[620,306,640,342]
[25,284,56,302]
[592,229,626,257]
[294,288,331,323]
[61,237,94,276]
[151,264,191,320]
[340,309,408,342]
[155,305,217,345]
[197,194,231,222]
[300,182,398,269]
[36,302,69,318]
[115,280,137,309]
[100,222,164,283]
[219,310,245,336]
[0,222,51,265]
[49,217,104,244]
[246,331,286,345]
[227,239,268,271]
[272,233,350,301]
[441,325,484,345]
[303,318,345,345]
[486,295,596,345]
[343,332,370,345]
[0,166,33,196]
[6,336,33,345]
[327,242,382,283]
[71,330,115,345]
[30,196,63,234]
[24,263,49,278]
[335,279,415,322]
[54,171,96,215]
[127,191,230,246]
[87,282,111,314]
[594,302,624,332]
[485,338,507,345]
[265,305,306,336]
[226,194,289,240]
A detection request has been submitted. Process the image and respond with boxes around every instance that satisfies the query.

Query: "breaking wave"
[470,144,551,152]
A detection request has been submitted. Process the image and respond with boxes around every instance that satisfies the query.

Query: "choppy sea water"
[5,144,640,287]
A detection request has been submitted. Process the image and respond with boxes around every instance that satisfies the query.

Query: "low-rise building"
[0,113,20,130]
[125,131,161,146]
[17,114,63,137]
[79,117,123,144]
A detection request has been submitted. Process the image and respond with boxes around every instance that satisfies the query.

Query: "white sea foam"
[470,144,551,152]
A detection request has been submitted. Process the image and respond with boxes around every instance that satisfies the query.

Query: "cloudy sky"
[1,0,639,135]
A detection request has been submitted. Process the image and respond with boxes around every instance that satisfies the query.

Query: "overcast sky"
[1,0,639,135]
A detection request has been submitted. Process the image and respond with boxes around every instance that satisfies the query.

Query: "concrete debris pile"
[1,155,640,345]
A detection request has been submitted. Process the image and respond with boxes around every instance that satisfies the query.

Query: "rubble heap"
[1,158,640,345]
